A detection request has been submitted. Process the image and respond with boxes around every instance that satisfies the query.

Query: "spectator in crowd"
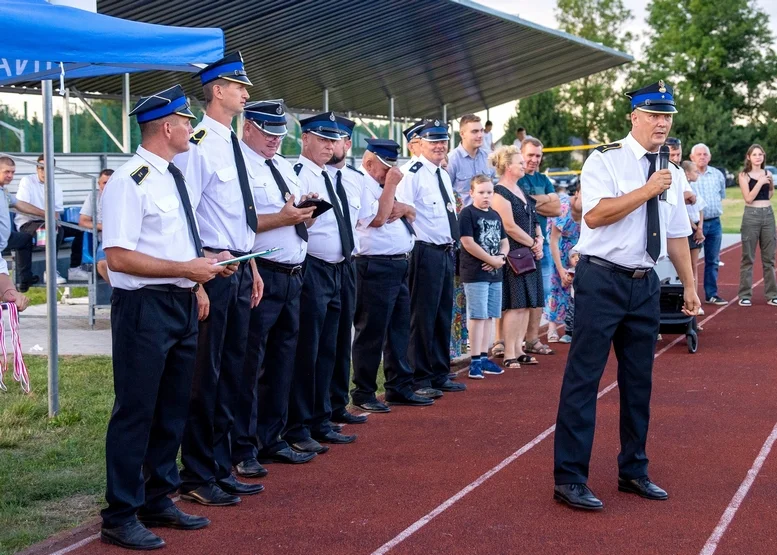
[15,154,89,284]
[519,138,561,356]
[690,143,728,305]
[545,182,581,344]
[512,127,527,148]
[0,156,39,291]
[491,146,544,369]
[562,251,580,342]
[79,168,113,283]
[736,144,777,306]
[666,136,698,206]
[483,120,494,152]
[682,160,706,314]
[458,174,508,379]
[400,120,425,174]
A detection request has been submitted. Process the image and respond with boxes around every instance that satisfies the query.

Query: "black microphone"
[658,145,670,201]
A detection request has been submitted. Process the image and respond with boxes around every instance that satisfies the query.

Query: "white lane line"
[372,271,754,555]
[699,421,777,555]
[49,534,100,555]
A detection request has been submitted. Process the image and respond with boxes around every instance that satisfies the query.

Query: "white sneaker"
[44,271,67,285]
[718,261,725,267]
[67,267,91,282]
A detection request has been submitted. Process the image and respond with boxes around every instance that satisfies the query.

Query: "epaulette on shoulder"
[595,142,622,153]
[408,161,423,173]
[277,153,286,158]
[670,160,681,170]
[293,163,303,176]
[346,163,364,176]
[130,165,149,186]
[189,128,207,145]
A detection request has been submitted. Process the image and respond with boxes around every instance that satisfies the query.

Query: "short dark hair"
[665,137,681,148]
[485,120,493,126]
[459,114,481,127]
[0,156,15,167]
[36,154,55,166]
[99,169,114,178]
[517,127,526,133]
[36,154,44,163]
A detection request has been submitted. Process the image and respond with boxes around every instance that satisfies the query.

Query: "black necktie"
[168,163,203,257]
[379,182,415,236]
[323,171,355,258]
[265,158,308,241]
[436,168,460,242]
[644,153,660,262]
[230,132,259,233]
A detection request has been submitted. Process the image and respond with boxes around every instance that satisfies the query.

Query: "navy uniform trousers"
[102,286,198,528]
[409,242,454,389]
[351,256,416,404]
[285,255,344,444]
[328,259,356,418]
[231,262,303,460]
[553,259,660,485]
[180,262,252,492]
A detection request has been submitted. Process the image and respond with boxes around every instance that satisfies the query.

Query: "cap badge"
[276,106,283,114]
[434,120,440,126]
[329,113,336,121]
[658,80,666,93]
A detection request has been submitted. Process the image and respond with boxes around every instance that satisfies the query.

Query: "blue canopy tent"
[0,0,224,416]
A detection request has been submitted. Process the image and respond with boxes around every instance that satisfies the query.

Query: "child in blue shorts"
[459,175,510,379]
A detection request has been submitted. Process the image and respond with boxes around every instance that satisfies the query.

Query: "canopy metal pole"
[42,80,59,418]
[62,88,71,153]
[122,73,131,153]
[402,117,408,157]
[388,97,395,141]
[442,104,452,151]
[323,89,329,112]
[346,111,353,159]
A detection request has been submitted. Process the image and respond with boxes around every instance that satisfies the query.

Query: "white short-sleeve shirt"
[325,163,362,255]
[172,114,256,253]
[575,133,692,268]
[296,155,346,264]
[355,167,415,256]
[102,146,199,290]
[395,155,456,246]
[14,174,64,228]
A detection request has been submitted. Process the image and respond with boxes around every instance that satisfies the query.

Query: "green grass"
[24,287,88,306]
[721,186,777,234]
[0,356,113,555]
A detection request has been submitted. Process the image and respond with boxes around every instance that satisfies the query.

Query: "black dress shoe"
[448,372,458,380]
[414,387,444,399]
[435,380,467,392]
[313,430,357,444]
[331,410,368,424]
[235,457,268,478]
[290,438,330,454]
[257,446,317,464]
[355,400,391,413]
[101,521,165,550]
[553,483,604,511]
[217,475,264,496]
[385,393,434,407]
[330,423,344,432]
[618,476,668,500]
[179,483,241,506]
[138,505,210,530]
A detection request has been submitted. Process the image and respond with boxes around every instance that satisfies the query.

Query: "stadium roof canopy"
[71,0,632,118]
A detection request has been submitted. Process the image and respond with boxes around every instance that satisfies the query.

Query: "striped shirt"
[694,166,726,218]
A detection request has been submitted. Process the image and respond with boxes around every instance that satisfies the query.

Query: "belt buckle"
[192,284,200,293]
[632,269,647,279]
[291,264,302,275]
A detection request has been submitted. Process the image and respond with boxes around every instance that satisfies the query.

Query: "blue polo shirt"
[518,171,556,239]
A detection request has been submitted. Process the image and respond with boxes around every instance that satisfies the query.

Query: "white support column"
[388,96,395,141]
[121,73,131,153]
[346,111,353,158]
[442,104,452,151]
[62,88,71,153]
[323,88,329,112]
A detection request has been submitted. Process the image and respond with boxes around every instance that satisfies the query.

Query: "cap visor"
[420,135,449,142]
[260,124,288,136]
[376,155,396,168]
[308,130,341,140]
[636,105,677,114]
[176,107,197,119]
[222,75,254,86]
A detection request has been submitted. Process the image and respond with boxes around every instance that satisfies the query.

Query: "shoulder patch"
[293,163,303,176]
[408,161,423,173]
[189,128,207,145]
[130,165,150,186]
[346,163,364,176]
[594,142,622,153]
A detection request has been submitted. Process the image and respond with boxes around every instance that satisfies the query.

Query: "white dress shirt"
[575,133,692,268]
[296,155,347,264]
[325,163,362,254]
[355,167,415,256]
[395,155,456,246]
[102,146,199,290]
[173,114,255,253]
[14,174,64,228]
[244,146,308,264]
[399,156,418,175]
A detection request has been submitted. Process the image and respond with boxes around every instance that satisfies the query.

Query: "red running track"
[49,243,777,555]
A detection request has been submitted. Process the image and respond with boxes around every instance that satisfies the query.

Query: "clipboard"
[214,247,283,266]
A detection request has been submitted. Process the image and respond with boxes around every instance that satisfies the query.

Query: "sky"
[2,0,777,145]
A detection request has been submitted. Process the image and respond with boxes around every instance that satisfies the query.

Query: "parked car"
[766,165,777,179]
[713,166,736,188]
[544,167,579,190]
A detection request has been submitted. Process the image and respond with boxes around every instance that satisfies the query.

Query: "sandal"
[547,330,560,343]
[491,340,505,358]
[503,358,521,369]
[525,338,555,355]
[517,354,538,365]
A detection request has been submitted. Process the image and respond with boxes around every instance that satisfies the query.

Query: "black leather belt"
[582,255,652,279]
[203,247,251,259]
[357,253,411,261]
[255,257,303,275]
[143,284,199,293]
[417,241,456,252]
